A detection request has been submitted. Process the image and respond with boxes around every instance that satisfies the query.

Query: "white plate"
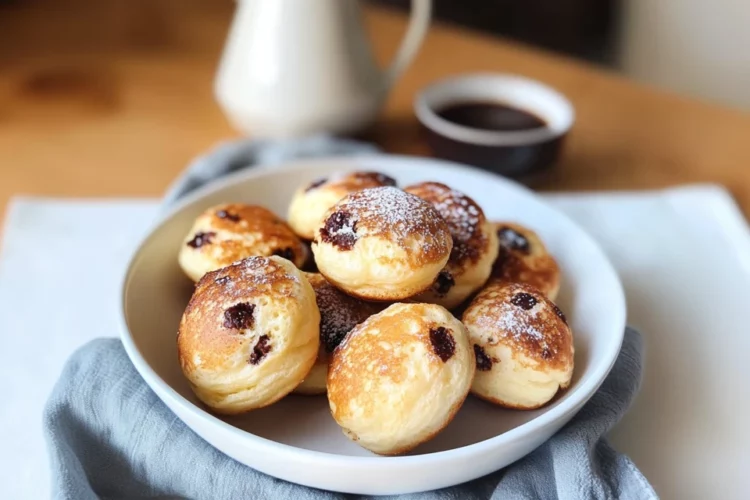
[119,155,626,495]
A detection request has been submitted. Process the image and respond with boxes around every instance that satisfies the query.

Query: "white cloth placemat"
[1,185,749,499]
[0,199,157,500]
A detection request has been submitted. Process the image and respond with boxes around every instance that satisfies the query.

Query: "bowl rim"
[414,73,575,147]
[119,154,625,468]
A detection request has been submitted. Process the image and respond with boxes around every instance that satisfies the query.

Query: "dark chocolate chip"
[511,292,537,310]
[474,344,493,371]
[553,304,567,324]
[248,334,272,364]
[272,247,295,262]
[305,178,328,192]
[434,270,455,295]
[216,210,240,222]
[497,227,530,254]
[429,326,455,362]
[223,302,256,330]
[319,211,358,250]
[187,231,216,249]
[541,347,552,359]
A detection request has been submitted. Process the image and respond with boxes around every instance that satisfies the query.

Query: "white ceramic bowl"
[120,155,625,495]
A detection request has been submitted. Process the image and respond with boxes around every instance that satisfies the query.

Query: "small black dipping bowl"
[414,74,574,178]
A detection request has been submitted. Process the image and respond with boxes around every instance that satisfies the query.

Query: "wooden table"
[2,0,750,223]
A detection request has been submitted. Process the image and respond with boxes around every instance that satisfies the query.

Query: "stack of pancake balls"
[177,171,574,455]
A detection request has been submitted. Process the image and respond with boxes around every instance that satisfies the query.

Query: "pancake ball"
[178,203,308,282]
[287,171,397,240]
[312,187,453,301]
[177,256,319,414]
[405,182,499,309]
[491,222,561,300]
[328,303,474,455]
[462,281,574,409]
[294,273,381,395]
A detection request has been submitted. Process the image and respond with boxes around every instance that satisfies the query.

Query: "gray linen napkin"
[44,137,657,500]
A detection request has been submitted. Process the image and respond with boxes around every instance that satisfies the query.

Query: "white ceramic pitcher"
[215,0,432,138]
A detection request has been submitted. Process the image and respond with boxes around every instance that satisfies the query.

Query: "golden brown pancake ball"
[288,171,397,240]
[327,303,474,455]
[177,256,319,414]
[312,187,453,301]
[491,222,561,300]
[405,182,499,309]
[462,281,574,409]
[178,204,308,282]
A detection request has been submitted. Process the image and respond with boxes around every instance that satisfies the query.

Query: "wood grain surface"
[1,0,749,224]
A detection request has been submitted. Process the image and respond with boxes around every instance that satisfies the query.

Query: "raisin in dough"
[312,187,453,301]
[327,303,474,455]
[177,256,319,414]
[462,281,573,409]
[490,222,560,300]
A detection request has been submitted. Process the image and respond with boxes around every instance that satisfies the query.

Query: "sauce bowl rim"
[414,73,575,147]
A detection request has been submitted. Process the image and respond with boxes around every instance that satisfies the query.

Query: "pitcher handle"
[384,0,432,88]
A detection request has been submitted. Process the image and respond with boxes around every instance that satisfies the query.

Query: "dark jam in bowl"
[436,102,547,131]
[425,100,565,179]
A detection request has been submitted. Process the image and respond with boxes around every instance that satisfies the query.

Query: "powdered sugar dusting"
[433,192,481,243]
[200,256,300,302]
[405,182,486,265]
[465,282,572,366]
[497,303,544,342]
[493,301,555,356]
[328,186,451,259]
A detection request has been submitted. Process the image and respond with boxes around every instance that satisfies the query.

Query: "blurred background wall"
[1,0,749,111]
[373,0,618,64]
[618,0,750,110]
[373,0,750,111]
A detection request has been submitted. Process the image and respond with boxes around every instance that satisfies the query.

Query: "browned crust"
[315,187,453,267]
[405,182,490,270]
[305,171,397,195]
[328,305,444,405]
[490,222,560,299]
[185,203,308,268]
[328,309,419,401]
[491,248,560,298]
[328,304,472,455]
[462,281,573,370]
[329,171,397,191]
[177,256,302,376]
